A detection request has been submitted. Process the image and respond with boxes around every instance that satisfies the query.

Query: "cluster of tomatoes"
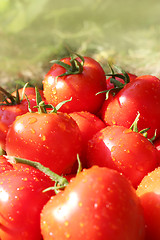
[0,53,160,239]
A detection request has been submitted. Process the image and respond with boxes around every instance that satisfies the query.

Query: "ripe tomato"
[69,111,106,169]
[86,125,158,188]
[41,166,145,240]
[137,167,160,240]
[6,111,82,175]
[0,165,54,240]
[100,75,160,139]
[43,56,106,114]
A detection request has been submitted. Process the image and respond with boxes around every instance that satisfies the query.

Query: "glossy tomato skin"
[41,166,145,240]
[0,166,54,240]
[0,99,30,151]
[86,125,158,188]
[101,75,160,139]
[69,111,106,169]
[6,112,82,175]
[137,167,160,240]
[43,57,106,114]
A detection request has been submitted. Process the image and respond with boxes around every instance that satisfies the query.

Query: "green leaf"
[50,60,72,71]
[130,112,140,132]
[55,97,72,111]
[35,86,43,106]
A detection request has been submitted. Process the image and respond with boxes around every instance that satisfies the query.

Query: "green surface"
[1,0,160,89]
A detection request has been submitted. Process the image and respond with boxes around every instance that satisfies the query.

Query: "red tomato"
[137,167,160,240]
[6,111,82,175]
[86,125,158,188]
[43,56,106,114]
[69,111,106,169]
[41,166,145,240]
[0,165,54,240]
[100,75,160,139]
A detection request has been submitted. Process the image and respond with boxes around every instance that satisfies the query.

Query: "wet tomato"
[6,111,82,175]
[100,75,160,139]
[41,166,145,240]
[43,55,106,114]
[86,125,158,188]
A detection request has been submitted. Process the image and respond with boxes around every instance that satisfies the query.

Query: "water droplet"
[64,221,69,226]
[112,119,116,124]
[30,128,36,134]
[65,232,70,238]
[28,117,37,124]
[41,135,46,141]
[22,177,28,181]
[80,222,84,227]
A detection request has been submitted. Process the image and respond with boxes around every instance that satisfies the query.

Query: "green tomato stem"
[7,156,69,187]
[0,86,17,105]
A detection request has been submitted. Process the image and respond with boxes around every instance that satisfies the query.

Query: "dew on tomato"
[41,166,145,240]
[6,112,82,175]
[86,125,158,188]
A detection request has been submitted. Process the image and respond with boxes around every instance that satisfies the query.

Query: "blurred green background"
[1,0,160,89]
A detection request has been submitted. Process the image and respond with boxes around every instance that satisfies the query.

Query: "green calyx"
[30,86,72,114]
[0,82,28,106]
[130,112,157,143]
[50,52,85,77]
[96,63,130,100]
[106,63,130,88]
